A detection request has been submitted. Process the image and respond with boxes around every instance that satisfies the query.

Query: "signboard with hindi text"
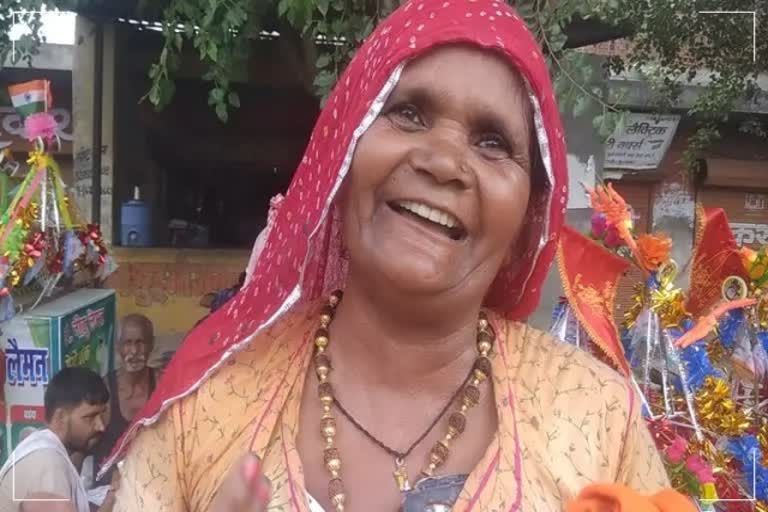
[604,113,680,170]
[0,289,115,461]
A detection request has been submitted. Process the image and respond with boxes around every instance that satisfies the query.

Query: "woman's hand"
[209,453,271,512]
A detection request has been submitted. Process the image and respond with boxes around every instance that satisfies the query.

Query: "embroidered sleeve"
[113,404,186,512]
[616,389,670,492]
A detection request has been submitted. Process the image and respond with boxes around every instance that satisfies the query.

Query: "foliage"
[0,1,46,71]
[2,0,767,170]
[603,0,767,168]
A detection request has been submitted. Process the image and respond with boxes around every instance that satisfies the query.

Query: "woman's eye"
[389,104,425,128]
[476,134,511,157]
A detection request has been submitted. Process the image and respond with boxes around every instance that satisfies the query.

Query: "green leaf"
[148,84,160,106]
[211,87,226,102]
[315,53,331,68]
[174,33,183,51]
[228,91,240,107]
[278,0,289,17]
[313,70,336,89]
[215,103,229,122]
[592,114,604,130]
[317,0,330,17]
[157,78,176,108]
[573,94,591,117]
[208,43,218,62]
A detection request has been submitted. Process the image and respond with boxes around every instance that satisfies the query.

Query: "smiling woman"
[107,1,692,511]
[342,46,535,298]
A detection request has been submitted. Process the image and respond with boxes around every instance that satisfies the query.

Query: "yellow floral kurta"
[114,303,669,511]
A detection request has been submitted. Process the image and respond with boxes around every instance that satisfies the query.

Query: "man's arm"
[10,450,73,506]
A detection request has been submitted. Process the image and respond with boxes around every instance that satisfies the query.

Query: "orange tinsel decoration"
[636,233,672,272]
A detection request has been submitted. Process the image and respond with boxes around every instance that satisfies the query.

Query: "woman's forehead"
[394,45,533,130]
[400,46,527,100]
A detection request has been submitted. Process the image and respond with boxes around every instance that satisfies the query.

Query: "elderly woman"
[107,1,692,511]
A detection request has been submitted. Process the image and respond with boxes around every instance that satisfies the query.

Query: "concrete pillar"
[72,16,115,243]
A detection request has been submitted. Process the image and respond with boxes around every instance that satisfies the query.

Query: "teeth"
[397,201,459,230]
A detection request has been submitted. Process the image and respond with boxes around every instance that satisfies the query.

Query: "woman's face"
[342,45,535,299]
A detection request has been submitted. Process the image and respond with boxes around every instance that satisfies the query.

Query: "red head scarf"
[103,0,568,472]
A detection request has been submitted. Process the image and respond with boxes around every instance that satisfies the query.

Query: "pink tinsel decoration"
[23,112,57,143]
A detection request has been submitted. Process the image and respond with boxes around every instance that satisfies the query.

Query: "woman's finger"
[209,453,271,512]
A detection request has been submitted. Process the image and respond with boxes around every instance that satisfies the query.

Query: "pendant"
[393,456,412,491]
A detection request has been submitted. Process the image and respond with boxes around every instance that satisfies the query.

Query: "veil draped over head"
[103,0,568,473]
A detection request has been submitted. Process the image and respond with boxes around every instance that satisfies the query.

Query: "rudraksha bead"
[448,411,466,435]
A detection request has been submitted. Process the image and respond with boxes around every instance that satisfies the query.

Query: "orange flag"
[558,225,631,376]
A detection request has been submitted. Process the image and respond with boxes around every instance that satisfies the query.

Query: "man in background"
[0,367,113,512]
[90,314,157,487]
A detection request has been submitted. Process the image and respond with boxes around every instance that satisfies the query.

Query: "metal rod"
[91,19,104,225]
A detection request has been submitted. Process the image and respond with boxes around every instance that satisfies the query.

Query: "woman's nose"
[409,133,472,189]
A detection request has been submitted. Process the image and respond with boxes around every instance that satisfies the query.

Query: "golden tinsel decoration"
[650,286,688,328]
[758,417,768,467]
[687,438,733,476]
[705,339,730,369]
[623,282,646,330]
[694,376,752,436]
[756,291,768,329]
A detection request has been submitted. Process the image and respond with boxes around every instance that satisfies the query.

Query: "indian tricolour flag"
[8,80,52,118]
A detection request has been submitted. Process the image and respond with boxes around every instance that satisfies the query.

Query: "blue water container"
[121,187,152,246]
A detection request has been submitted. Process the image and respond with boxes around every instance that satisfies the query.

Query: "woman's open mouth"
[388,200,467,241]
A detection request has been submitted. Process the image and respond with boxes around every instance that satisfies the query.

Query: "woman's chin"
[365,253,465,298]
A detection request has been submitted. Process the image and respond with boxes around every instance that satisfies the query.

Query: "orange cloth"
[114,306,672,512]
[567,484,697,512]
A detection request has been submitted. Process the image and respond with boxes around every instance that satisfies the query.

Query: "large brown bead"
[318,382,335,406]
[315,353,332,379]
[448,411,467,435]
[462,384,480,407]
[429,441,449,467]
[324,447,342,472]
[329,290,343,306]
[473,356,492,380]
[328,478,345,500]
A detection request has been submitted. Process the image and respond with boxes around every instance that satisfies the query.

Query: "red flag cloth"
[558,225,631,376]
[686,207,747,318]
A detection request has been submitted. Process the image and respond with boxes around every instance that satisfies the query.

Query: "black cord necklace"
[331,372,469,463]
